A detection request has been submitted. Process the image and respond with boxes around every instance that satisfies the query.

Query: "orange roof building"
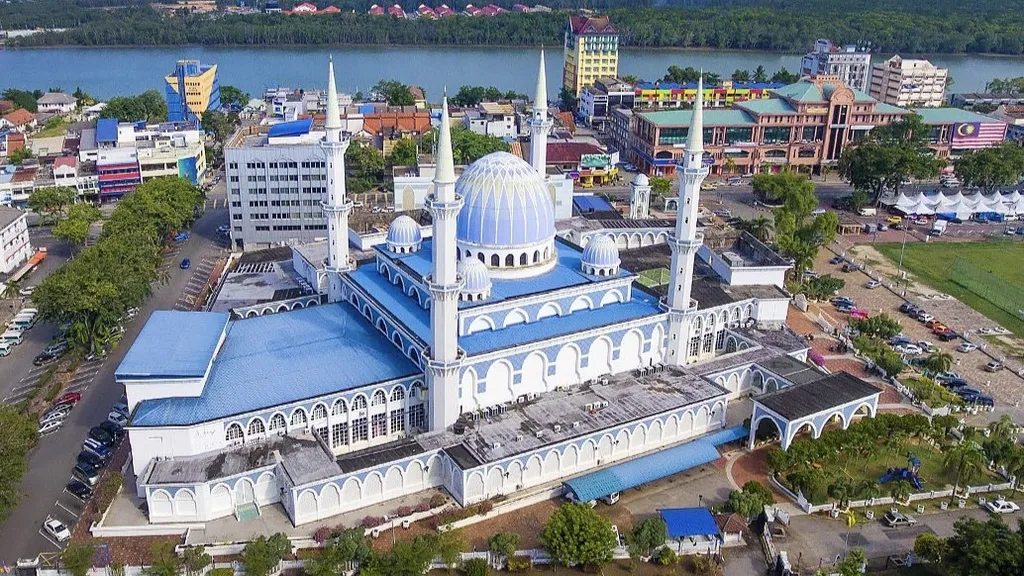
[3,108,36,129]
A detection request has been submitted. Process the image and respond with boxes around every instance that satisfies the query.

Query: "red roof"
[320,5,340,13]
[291,2,317,12]
[409,86,425,100]
[368,4,384,14]
[363,109,431,136]
[5,132,25,153]
[53,155,77,169]
[387,4,405,16]
[3,109,35,127]
[545,142,604,164]
[569,14,617,35]
[714,513,748,535]
[0,100,14,114]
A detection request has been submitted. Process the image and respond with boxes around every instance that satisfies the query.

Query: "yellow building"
[165,59,221,122]
[562,15,619,99]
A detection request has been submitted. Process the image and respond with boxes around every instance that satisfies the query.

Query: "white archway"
[503,309,529,328]
[467,316,496,335]
[554,345,580,386]
[614,330,643,372]
[537,302,561,320]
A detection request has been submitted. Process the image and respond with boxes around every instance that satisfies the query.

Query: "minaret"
[320,57,352,302]
[663,75,710,366]
[528,50,553,175]
[629,175,651,219]
[425,96,465,431]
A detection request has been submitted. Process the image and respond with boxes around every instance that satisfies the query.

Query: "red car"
[52,392,82,408]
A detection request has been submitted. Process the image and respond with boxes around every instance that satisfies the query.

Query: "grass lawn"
[875,241,1024,337]
[636,267,670,289]
[32,118,69,139]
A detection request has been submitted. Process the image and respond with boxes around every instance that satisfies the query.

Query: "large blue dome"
[456,152,555,249]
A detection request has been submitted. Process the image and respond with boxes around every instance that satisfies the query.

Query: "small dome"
[632,173,650,187]
[581,235,620,276]
[458,258,492,301]
[386,215,422,253]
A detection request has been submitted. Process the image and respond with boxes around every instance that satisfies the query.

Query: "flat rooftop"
[419,365,729,469]
[209,259,313,313]
[116,312,229,380]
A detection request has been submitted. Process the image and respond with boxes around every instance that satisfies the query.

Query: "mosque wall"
[143,464,280,523]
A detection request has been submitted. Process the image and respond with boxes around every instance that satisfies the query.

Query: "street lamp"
[698,494,703,507]
[895,223,910,290]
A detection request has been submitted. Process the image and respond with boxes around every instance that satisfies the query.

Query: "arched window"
[392,333,402,347]
[248,419,265,436]
[269,413,286,432]
[226,423,244,443]
[391,387,406,403]
[534,250,540,263]
[352,396,367,411]
[544,247,550,260]
[520,253,527,266]
[312,404,328,422]
[332,399,347,416]
[291,409,308,427]
[505,254,514,267]
[478,253,485,263]
[465,249,472,258]
[372,390,387,406]
[491,254,499,267]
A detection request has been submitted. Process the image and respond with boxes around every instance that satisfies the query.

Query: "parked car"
[53,392,82,408]
[937,329,959,342]
[73,462,100,486]
[111,402,130,418]
[985,361,1005,372]
[43,517,71,542]
[0,341,12,357]
[984,499,1020,514]
[33,349,63,367]
[65,480,93,501]
[865,280,882,289]
[37,419,63,435]
[107,411,128,427]
[917,311,935,323]
[85,349,107,362]
[77,450,105,469]
[19,285,35,296]
[957,342,978,353]
[83,438,113,461]
[713,208,732,218]
[886,216,903,224]
[829,255,845,265]
[899,302,915,314]
[917,341,938,353]
[883,512,918,527]
[98,420,125,440]
[895,344,923,355]
[924,319,944,329]
[180,258,191,269]
[965,394,995,407]
[88,426,115,446]
[834,297,856,308]
[935,371,962,382]
[941,378,970,391]
[841,263,857,273]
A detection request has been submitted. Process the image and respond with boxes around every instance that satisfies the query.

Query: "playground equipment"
[879,455,923,490]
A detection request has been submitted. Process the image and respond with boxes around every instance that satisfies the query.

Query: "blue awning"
[659,507,719,538]
[563,438,722,503]
[702,425,748,447]
[268,118,314,138]
[573,195,614,213]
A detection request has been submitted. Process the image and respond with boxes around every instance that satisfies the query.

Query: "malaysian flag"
[951,122,1007,149]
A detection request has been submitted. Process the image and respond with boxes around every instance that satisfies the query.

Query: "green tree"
[875,349,906,378]
[889,479,913,503]
[626,516,667,558]
[462,558,489,576]
[7,147,34,166]
[305,529,371,576]
[62,542,97,576]
[182,545,211,576]
[752,65,768,82]
[373,80,415,106]
[649,176,671,199]
[621,74,640,85]
[202,109,240,146]
[53,202,102,248]
[72,87,94,106]
[766,171,838,277]
[27,186,77,225]
[488,532,521,566]
[752,169,809,205]
[219,84,249,109]
[345,140,385,194]
[914,532,950,563]
[360,535,436,576]
[2,88,39,112]
[1003,446,1024,496]
[944,442,986,499]
[389,137,419,167]
[541,502,617,568]
[728,480,775,519]
[850,189,870,212]
[558,87,577,112]
[925,351,954,374]
[954,142,1024,192]
[146,541,184,576]
[420,125,509,165]
[771,67,801,84]
[240,533,290,576]
[945,517,1024,576]
[101,90,168,123]
[985,76,1024,94]
[838,114,941,204]
[428,528,464,573]
[836,549,867,576]
[736,215,773,242]
[731,69,751,82]
[850,314,902,339]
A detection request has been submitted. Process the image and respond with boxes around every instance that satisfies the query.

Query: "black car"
[829,256,844,265]
[73,461,100,486]
[942,378,970,390]
[88,426,115,447]
[77,450,106,469]
[964,394,995,407]
[937,330,959,342]
[97,421,125,441]
[899,302,914,313]
[66,480,93,501]
[842,263,857,273]
[33,351,62,367]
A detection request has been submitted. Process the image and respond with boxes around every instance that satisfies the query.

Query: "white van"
[0,341,12,357]
[1,330,24,346]
[9,315,35,330]
[858,207,877,217]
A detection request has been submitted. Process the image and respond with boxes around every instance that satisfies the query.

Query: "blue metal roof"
[268,118,314,138]
[564,438,722,503]
[116,311,229,380]
[573,195,614,213]
[701,425,748,447]
[130,305,421,427]
[348,264,430,343]
[96,118,119,143]
[635,81,784,90]
[659,507,720,539]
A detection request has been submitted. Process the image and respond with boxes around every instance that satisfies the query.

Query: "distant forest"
[4,0,1024,54]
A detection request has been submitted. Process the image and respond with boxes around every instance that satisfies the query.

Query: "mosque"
[116,55,876,527]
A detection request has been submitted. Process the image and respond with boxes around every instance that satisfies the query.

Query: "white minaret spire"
[664,73,710,366]
[528,50,553,175]
[426,96,465,431]
[320,56,353,302]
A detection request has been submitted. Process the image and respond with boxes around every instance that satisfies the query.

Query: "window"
[762,126,791,145]
[716,330,726,350]
[226,423,244,443]
[269,413,286,433]
[311,404,328,422]
[409,405,426,430]
[390,408,406,434]
[371,390,386,407]
[248,419,265,436]
[332,399,347,416]
[351,417,368,442]
[291,409,308,427]
[390,387,405,403]
[330,422,348,448]
[689,336,700,358]
[352,396,367,411]
[491,254,499,267]
[702,332,714,354]
[802,126,823,142]
[371,413,388,438]
[724,127,753,144]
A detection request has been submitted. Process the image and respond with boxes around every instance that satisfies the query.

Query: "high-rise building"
[800,39,871,92]
[869,55,948,108]
[562,14,619,99]
[165,59,221,123]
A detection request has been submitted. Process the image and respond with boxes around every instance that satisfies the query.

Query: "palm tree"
[889,479,913,504]
[943,442,986,501]
[2,280,21,301]
[925,351,954,375]
[988,415,1016,440]
[739,216,774,242]
[1004,446,1024,496]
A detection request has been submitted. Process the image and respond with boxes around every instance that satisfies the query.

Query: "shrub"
[507,557,531,572]
[414,502,431,513]
[396,506,413,517]
[361,516,384,528]
[655,546,677,566]
[478,500,494,515]
[462,557,489,576]
[312,526,333,544]
[430,493,447,508]
[209,569,234,576]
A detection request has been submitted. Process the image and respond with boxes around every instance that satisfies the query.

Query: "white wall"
[129,423,223,496]
[124,378,206,413]
[0,213,30,275]
[754,298,789,325]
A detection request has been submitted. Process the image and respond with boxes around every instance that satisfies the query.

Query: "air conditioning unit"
[600,378,609,385]
[515,434,524,442]
[584,402,593,411]
[553,424,562,433]
[527,393,538,401]
[535,430,544,439]
[491,442,501,449]
[572,421,581,429]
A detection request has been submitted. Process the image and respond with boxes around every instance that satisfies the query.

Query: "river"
[0,45,1021,99]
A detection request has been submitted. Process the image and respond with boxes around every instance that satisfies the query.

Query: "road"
[0,202,229,563]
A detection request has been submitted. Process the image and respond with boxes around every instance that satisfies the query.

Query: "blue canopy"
[564,438,721,503]
[659,507,719,539]
[701,425,748,447]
